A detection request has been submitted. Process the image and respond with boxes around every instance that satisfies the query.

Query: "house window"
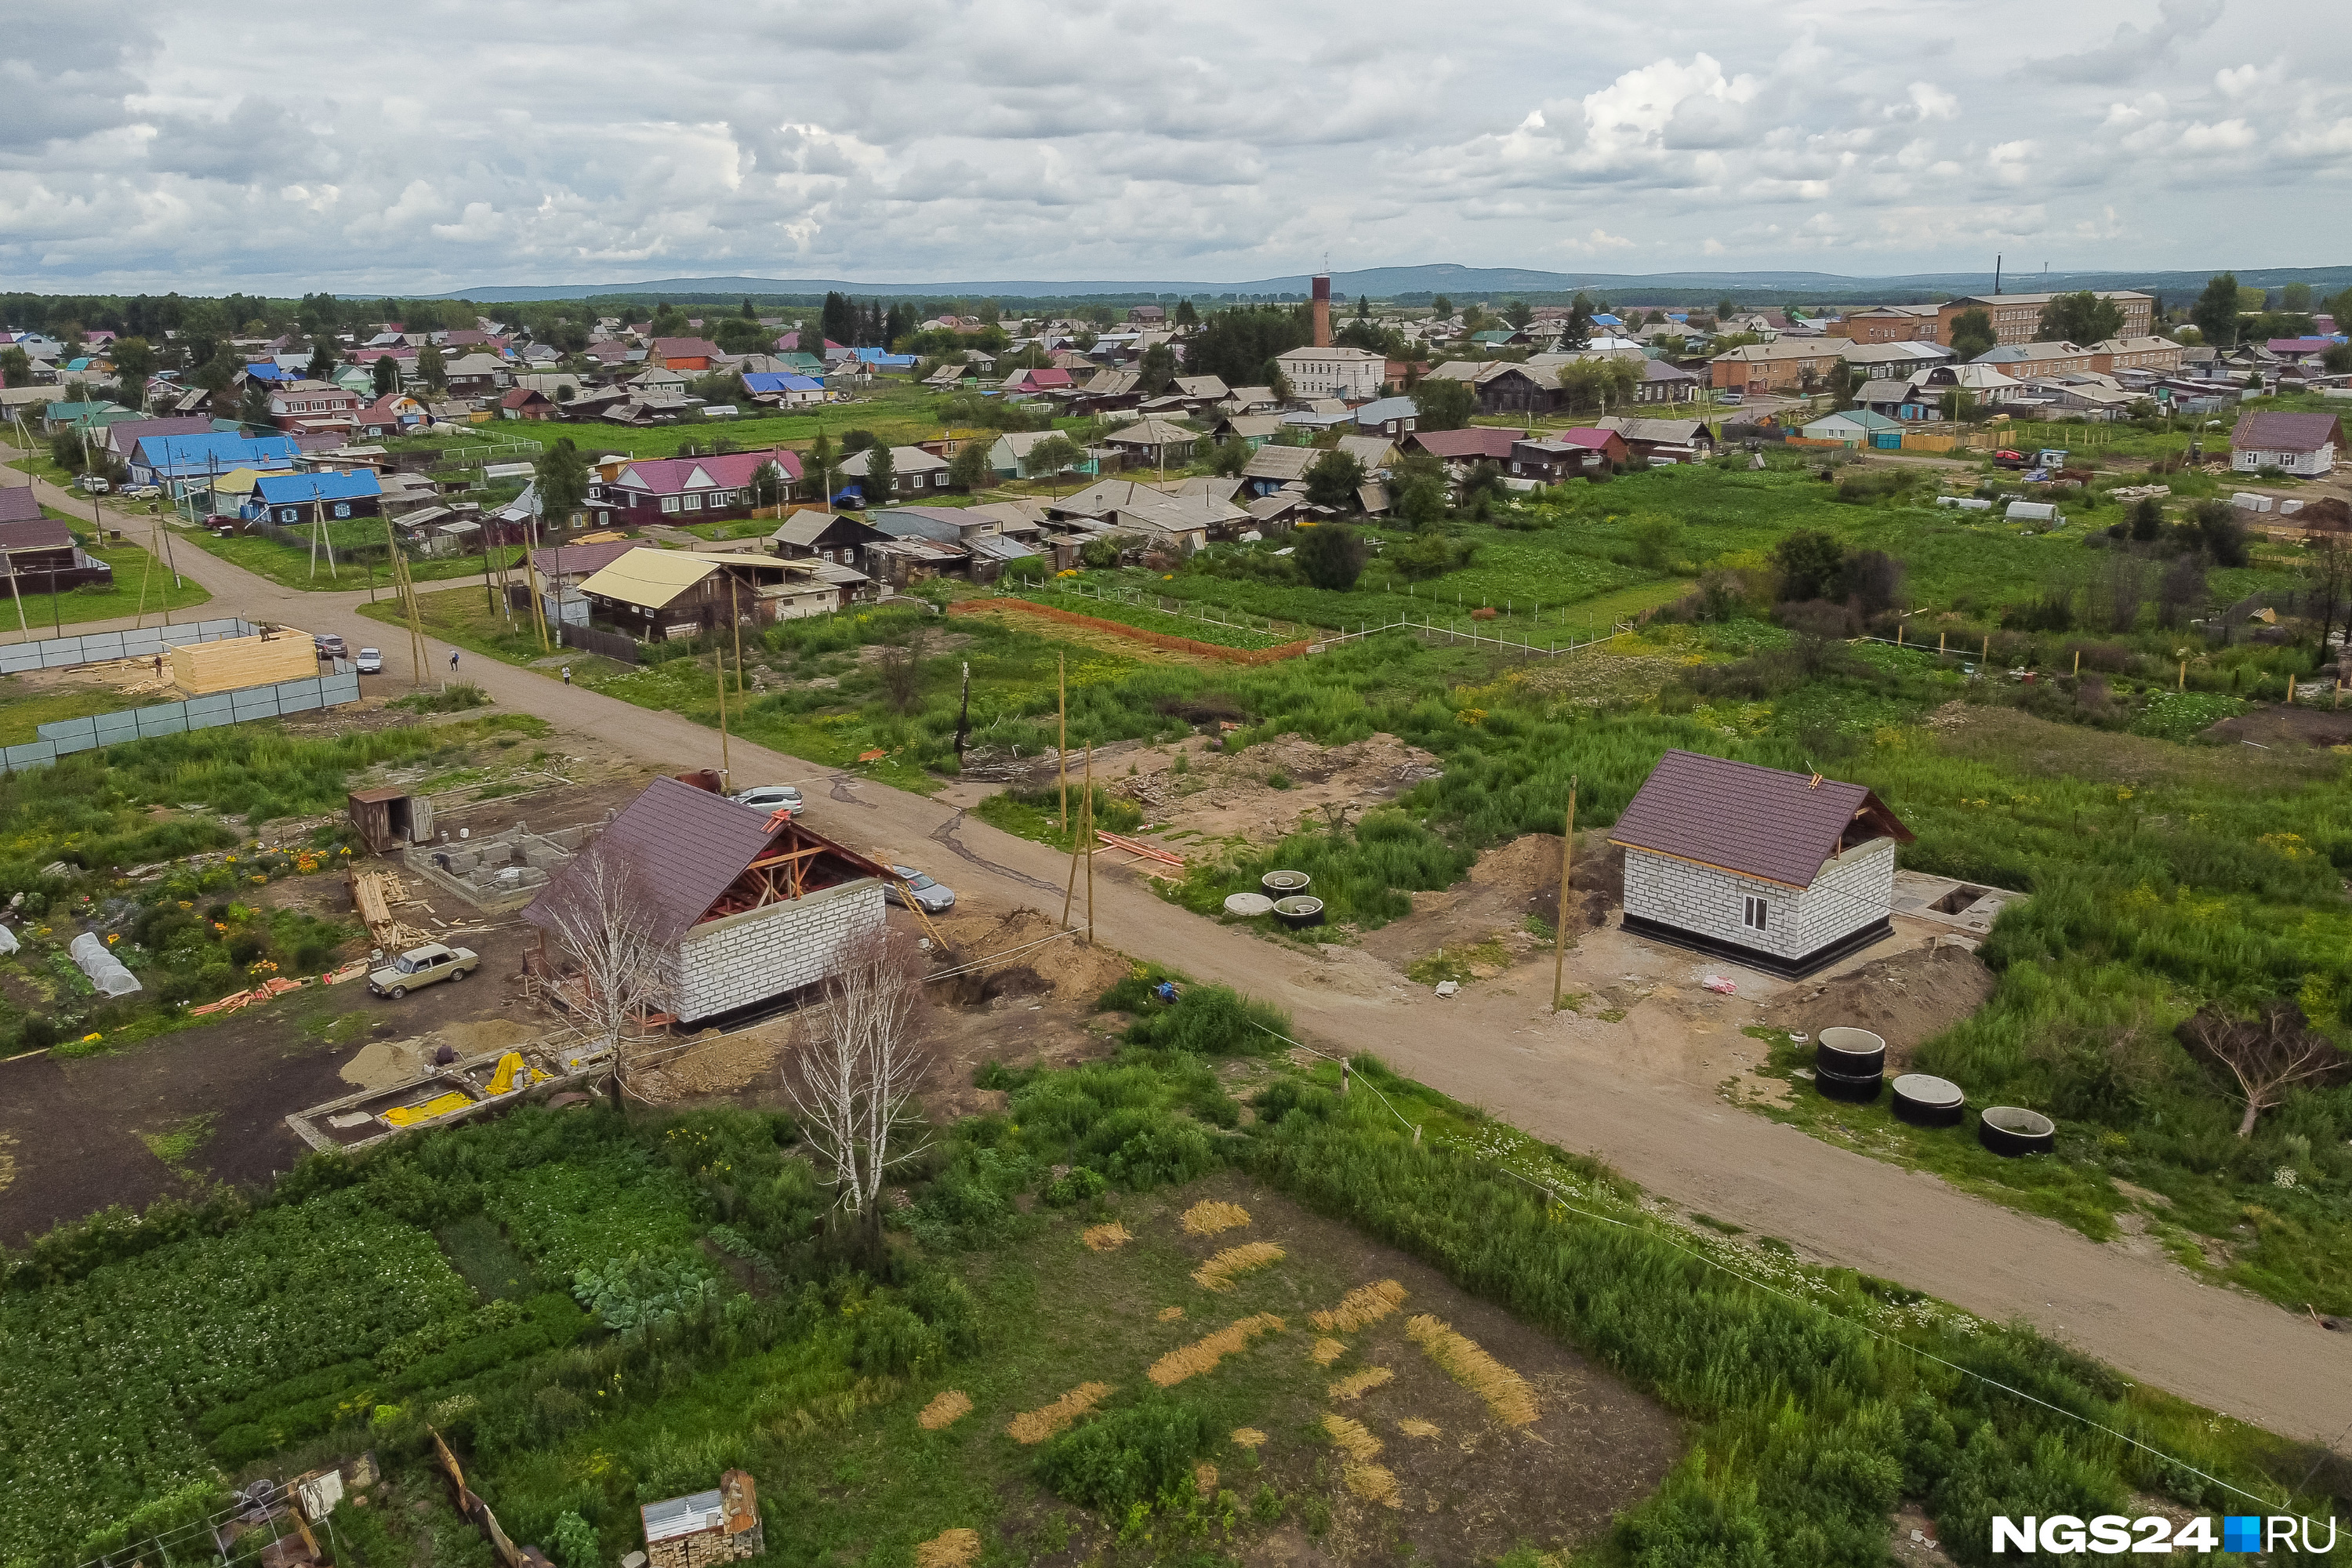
[333,503,350,518]
[1743,895,1770,932]
[280,508,298,523]
[681,494,702,510]
[660,496,680,513]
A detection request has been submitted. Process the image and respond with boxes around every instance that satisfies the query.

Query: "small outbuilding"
[1609,750,1915,978]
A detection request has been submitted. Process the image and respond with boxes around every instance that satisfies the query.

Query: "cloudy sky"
[2,0,2343,294]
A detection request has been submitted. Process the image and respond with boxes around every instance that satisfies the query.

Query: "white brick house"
[524,775,889,1025]
[1609,750,1915,978]
[2230,410,2342,477]
[1273,346,1385,401]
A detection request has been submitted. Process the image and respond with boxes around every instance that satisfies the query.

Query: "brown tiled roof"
[2231,411,2344,453]
[1609,750,1911,889]
[525,775,891,942]
[0,516,71,551]
[1407,427,1524,460]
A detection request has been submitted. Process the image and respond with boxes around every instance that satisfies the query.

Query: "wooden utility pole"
[1061,748,1084,929]
[729,576,746,699]
[1057,652,1067,832]
[150,518,172,626]
[523,545,550,652]
[1552,779,1577,1011]
[1083,742,1095,944]
[714,644,732,789]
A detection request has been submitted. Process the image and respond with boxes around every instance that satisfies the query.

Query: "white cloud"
[1,0,2349,292]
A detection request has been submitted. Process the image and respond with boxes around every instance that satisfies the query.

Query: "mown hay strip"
[1158,1305,1185,1322]
[1323,1412,1383,1461]
[1309,1279,1408,1333]
[1328,1366,1394,1401]
[1345,1463,1402,1508]
[1192,1241,1284,1292]
[1148,1313,1284,1387]
[915,1530,980,1568]
[1230,1427,1268,1449]
[1311,1337,1348,1367]
[918,1389,972,1431]
[1193,1461,1219,1496]
[1181,1200,1251,1236]
[1396,1417,1440,1438]
[1082,1222,1131,1252]
[1405,1314,1538,1427]
[1006,1381,1112,1444]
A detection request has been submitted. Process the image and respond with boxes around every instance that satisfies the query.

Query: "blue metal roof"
[742,372,825,393]
[133,432,301,476]
[255,470,382,504]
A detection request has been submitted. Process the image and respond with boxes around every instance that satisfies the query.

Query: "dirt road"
[9,451,2349,1450]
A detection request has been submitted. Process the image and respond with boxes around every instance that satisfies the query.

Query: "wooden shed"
[348,787,434,855]
[169,628,316,695]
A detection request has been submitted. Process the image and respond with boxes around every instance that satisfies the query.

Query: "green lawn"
[0,675,172,746]
[358,583,565,668]
[0,542,213,632]
[176,525,537,593]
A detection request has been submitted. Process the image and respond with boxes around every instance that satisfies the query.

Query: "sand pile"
[1755,944,1996,1064]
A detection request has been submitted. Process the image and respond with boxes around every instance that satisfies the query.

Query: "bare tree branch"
[535,841,670,1094]
[782,929,933,1236]
[2180,1002,2352,1138]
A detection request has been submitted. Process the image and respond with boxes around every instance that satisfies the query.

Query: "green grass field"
[492,381,953,459]
[0,541,214,630]
[0,675,172,746]
[177,526,536,593]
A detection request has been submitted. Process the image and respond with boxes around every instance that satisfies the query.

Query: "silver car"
[884,866,954,913]
[732,784,804,818]
[355,648,384,673]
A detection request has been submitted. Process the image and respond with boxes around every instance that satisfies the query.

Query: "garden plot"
[493,1168,1686,1568]
[1112,731,1442,850]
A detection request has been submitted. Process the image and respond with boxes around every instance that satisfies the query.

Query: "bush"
[548,1512,597,1568]
[390,682,491,714]
[1294,524,1370,591]
[1035,1392,1214,1512]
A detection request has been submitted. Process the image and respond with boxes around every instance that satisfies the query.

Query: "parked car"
[368,942,479,1000]
[355,648,383,674]
[1991,449,2027,469]
[884,865,955,913]
[1717,392,1744,405]
[731,784,804,818]
[314,633,349,660]
[77,474,109,494]
[122,485,160,500]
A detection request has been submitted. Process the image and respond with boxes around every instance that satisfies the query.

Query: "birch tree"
[537,841,669,1094]
[782,931,932,1244]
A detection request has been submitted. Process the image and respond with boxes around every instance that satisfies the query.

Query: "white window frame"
[1742,895,1769,932]
[682,494,702,510]
[660,495,681,513]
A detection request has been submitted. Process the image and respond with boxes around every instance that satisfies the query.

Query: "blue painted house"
[248,470,383,524]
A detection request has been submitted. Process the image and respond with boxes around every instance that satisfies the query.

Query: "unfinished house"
[407,823,586,913]
[522,776,890,1024]
[1608,749,1915,978]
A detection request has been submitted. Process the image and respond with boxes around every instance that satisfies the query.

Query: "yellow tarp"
[485,1051,539,1095]
[383,1091,474,1127]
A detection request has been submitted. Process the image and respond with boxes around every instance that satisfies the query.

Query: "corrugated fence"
[2,669,361,772]
[0,616,261,676]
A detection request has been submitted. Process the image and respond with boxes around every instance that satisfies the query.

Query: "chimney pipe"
[1312,274,1331,349]
[1993,254,2002,296]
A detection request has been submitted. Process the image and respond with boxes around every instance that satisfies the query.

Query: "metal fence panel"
[37,716,98,747]
[90,710,142,747]
[183,693,236,725]
[132,707,189,739]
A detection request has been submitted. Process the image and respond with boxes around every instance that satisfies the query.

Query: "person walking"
[448,649,459,672]
[561,665,572,687]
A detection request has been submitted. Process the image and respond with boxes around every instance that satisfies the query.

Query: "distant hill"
[432,260,2352,307]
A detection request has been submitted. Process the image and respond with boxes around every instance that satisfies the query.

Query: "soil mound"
[931,906,1131,1004]
[1755,943,1997,1065]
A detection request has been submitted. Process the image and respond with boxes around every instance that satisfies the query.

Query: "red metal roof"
[612,448,804,495]
[1609,750,1912,890]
